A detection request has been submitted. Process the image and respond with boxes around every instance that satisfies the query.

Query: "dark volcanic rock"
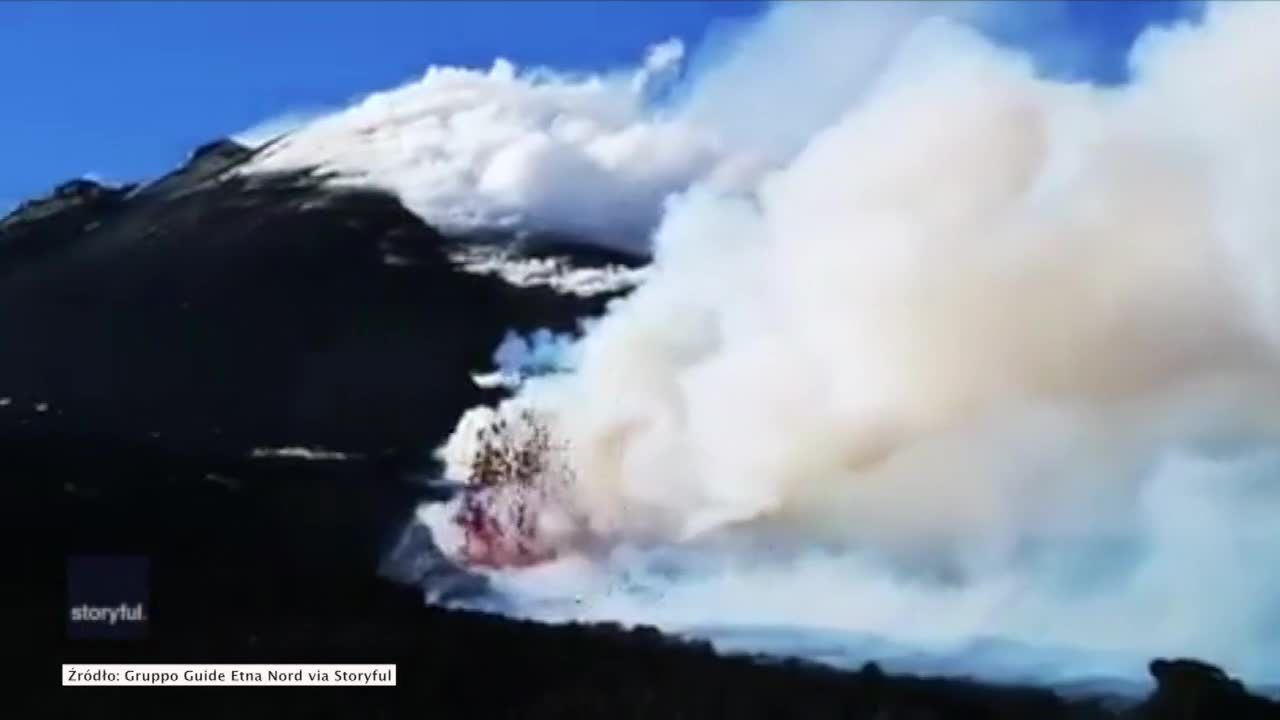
[0,177,135,267]
[1132,659,1279,719]
[0,138,611,458]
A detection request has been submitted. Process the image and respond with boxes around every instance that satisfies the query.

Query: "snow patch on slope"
[447,245,647,297]
[250,446,359,462]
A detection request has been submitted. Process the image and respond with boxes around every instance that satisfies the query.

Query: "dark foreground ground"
[10,439,1277,720]
[6,141,1279,718]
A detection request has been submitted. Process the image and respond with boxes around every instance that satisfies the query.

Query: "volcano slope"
[7,139,1276,719]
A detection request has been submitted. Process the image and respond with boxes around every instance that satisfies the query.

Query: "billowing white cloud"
[414,1,1280,691]
[232,109,331,148]
[242,39,767,252]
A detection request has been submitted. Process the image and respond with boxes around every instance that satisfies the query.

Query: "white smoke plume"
[232,108,330,148]
[242,37,767,253]
[470,327,580,391]
[410,0,1280,692]
[673,0,986,163]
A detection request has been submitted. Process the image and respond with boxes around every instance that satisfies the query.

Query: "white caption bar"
[63,664,396,686]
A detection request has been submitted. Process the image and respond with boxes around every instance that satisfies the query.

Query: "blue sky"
[1,1,1197,213]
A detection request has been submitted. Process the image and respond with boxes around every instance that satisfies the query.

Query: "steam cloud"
[244,37,767,252]
[254,0,1280,692]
